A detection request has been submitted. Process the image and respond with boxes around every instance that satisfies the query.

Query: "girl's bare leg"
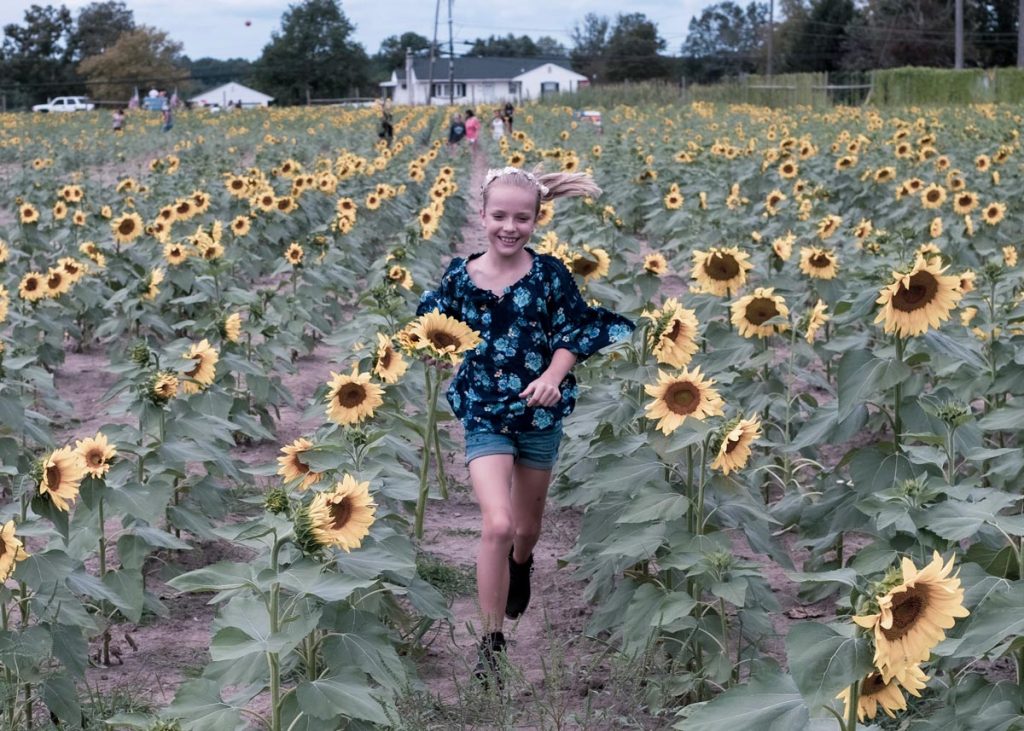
[469,454,515,632]
[510,464,552,563]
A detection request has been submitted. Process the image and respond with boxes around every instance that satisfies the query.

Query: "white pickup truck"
[32,96,96,113]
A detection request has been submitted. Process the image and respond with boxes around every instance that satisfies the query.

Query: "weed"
[417,553,476,600]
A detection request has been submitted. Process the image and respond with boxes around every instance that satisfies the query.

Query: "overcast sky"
[1,0,713,61]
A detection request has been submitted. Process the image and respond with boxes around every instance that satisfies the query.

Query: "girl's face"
[481,183,538,259]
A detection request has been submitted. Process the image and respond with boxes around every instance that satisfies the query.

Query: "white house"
[189,81,273,108]
[380,57,588,106]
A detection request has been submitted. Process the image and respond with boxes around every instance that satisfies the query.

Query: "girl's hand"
[520,377,561,407]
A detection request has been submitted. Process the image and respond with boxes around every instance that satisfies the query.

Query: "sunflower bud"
[936,401,971,428]
[129,341,150,366]
[264,488,290,515]
[292,504,323,556]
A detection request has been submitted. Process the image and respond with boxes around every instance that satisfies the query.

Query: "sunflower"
[731,288,789,339]
[664,191,683,210]
[874,167,896,183]
[710,415,761,475]
[771,233,795,261]
[691,247,752,297]
[644,367,724,435]
[296,474,376,553]
[764,189,786,214]
[365,193,381,210]
[74,432,116,479]
[387,265,413,290]
[799,246,839,280]
[643,252,668,276]
[644,298,700,368]
[151,371,179,404]
[535,201,555,227]
[410,310,482,363]
[929,217,943,239]
[975,154,991,171]
[874,256,963,337]
[181,339,219,394]
[373,332,409,384]
[853,552,969,686]
[835,669,927,722]
[285,243,304,266]
[222,312,242,343]
[570,247,611,283]
[983,202,1006,225]
[778,160,798,179]
[19,203,39,224]
[805,299,830,343]
[816,214,843,240]
[325,367,384,426]
[277,437,323,490]
[0,520,29,582]
[0,285,8,323]
[920,184,946,209]
[52,200,68,220]
[164,242,189,266]
[958,270,976,293]
[1003,245,1018,268]
[44,267,71,298]
[38,446,86,512]
[18,272,45,302]
[143,267,164,301]
[111,212,144,244]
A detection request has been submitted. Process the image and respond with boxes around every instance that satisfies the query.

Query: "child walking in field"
[417,167,634,685]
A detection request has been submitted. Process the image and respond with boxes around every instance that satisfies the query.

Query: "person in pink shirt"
[464,109,481,146]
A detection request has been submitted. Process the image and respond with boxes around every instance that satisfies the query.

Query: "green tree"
[1,4,77,106]
[465,34,539,57]
[375,31,434,73]
[77,25,189,101]
[255,0,369,105]
[69,1,134,62]
[188,57,255,91]
[842,0,953,69]
[536,36,568,57]
[681,1,768,81]
[605,12,668,81]
[777,0,855,72]
[570,12,610,81]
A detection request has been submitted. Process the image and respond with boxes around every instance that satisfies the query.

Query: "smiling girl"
[417,167,634,685]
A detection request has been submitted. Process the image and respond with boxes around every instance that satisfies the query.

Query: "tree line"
[2,0,1021,108]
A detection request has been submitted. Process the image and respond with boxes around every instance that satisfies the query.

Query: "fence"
[684,72,871,108]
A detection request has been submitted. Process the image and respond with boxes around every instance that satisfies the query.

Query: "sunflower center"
[926,190,941,202]
[118,219,135,235]
[745,298,780,325]
[706,253,740,281]
[337,383,367,408]
[810,253,831,268]
[176,203,190,215]
[881,589,926,641]
[572,258,598,276]
[25,279,38,292]
[86,450,104,467]
[379,348,393,369]
[664,382,700,415]
[47,273,62,289]
[861,673,888,696]
[665,319,684,342]
[45,464,60,489]
[292,455,310,475]
[892,272,938,313]
[427,330,459,351]
[185,359,201,377]
[329,497,353,530]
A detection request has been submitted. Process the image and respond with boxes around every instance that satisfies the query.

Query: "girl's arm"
[520,348,576,407]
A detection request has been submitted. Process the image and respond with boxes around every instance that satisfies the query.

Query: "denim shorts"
[464,425,563,471]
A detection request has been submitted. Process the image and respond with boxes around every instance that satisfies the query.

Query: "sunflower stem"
[414,367,438,539]
[268,535,283,731]
[685,444,695,535]
[696,437,710,536]
[893,335,904,453]
[3,602,15,729]
[845,678,859,731]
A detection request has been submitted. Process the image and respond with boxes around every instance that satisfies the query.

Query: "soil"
[44,144,813,730]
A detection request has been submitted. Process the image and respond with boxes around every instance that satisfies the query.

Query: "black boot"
[473,631,506,688]
[505,548,534,619]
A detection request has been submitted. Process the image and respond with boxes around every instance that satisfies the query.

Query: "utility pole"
[766,0,774,79]
[448,0,455,106]
[427,0,440,106]
[1018,0,1024,67]
[955,0,964,69]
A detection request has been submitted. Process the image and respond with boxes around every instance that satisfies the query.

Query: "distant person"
[111,108,125,133]
[378,98,394,146]
[448,112,466,152]
[491,109,505,141]
[464,109,480,147]
[503,101,514,134]
[161,94,173,132]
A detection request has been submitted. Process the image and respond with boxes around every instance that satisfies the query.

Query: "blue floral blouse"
[417,249,635,435]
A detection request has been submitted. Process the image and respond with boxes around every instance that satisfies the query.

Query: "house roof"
[188,81,273,103]
[394,56,575,82]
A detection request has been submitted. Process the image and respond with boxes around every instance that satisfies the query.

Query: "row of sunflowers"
[0,95,1022,729]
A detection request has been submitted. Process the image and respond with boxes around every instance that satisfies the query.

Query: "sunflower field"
[0,96,1022,730]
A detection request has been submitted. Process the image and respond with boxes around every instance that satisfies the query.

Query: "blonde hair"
[482,166,601,213]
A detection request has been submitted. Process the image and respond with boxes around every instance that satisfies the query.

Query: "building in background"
[188,81,273,108]
[380,57,588,105]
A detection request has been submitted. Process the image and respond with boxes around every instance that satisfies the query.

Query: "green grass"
[416,552,476,600]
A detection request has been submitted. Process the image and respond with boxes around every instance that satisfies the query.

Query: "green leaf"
[17,550,74,592]
[102,569,145,623]
[42,672,82,727]
[616,492,689,524]
[785,569,859,589]
[163,679,246,731]
[679,670,809,731]
[977,406,1024,432]
[837,349,911,422]
[786,622,874,715]
[209,596,320,662]
[167,561,257,594]
[295,674,389,724]
[0,626,51,678]
[940,581,1024,660]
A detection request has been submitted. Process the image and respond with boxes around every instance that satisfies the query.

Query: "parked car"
[32,96,95,112]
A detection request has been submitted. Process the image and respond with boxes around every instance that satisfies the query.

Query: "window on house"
[431,83,466,97]
[540,82,559,96]
[508,82,519,94]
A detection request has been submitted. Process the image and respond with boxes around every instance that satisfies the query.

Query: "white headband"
[484,166,550,197]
